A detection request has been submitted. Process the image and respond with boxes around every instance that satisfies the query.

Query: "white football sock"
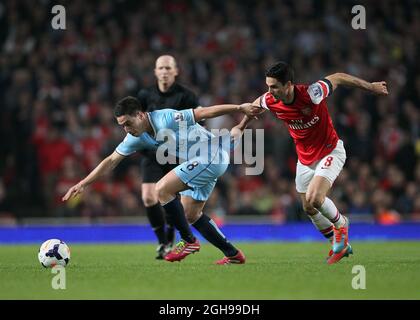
[319,197,346,228]
[308,210,334,240]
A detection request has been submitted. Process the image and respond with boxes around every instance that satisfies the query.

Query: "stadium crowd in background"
[0,0,419,224]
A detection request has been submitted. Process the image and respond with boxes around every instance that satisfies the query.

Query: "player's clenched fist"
[62,182,85,201]
[370,81,388,96]
[239,103,265,119]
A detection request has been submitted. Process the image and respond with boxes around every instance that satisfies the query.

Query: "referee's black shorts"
[140,151,177,183]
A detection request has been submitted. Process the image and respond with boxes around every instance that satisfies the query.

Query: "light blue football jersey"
[115,108,242,201]
[116,109,232,161]
[115,130,159,156]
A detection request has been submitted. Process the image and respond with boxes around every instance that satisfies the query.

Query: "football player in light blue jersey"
[63,96,262,264]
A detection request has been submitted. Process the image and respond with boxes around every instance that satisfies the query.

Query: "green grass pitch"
[0,242,419,299]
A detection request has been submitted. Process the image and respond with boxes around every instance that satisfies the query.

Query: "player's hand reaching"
[62,182,85,201]
[370,81,388,96]
[239,103,265,119]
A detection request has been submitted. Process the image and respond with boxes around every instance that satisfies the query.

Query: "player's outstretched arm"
[62,151,125,201]
[193,103,263,122]
[325,73,388,95]
[252,96,263,107]
[231,115,253,139]
[228,115,254,152]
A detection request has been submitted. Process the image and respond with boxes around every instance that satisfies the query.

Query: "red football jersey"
[261,79,339,165]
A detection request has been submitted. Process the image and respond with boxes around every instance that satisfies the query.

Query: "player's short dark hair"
[114,96,145,117]
[265,61,294,85]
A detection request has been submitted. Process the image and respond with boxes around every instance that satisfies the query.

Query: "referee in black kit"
[137,55,201,259]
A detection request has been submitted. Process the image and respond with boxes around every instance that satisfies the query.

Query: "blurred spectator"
[0,179,12,215]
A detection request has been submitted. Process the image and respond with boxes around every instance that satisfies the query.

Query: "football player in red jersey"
[253,61,388,264]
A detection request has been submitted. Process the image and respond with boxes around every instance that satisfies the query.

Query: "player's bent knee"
[155,181,169,202]
[141,184,159,207]
[305,192,325,210]
[142,195,158,207]
[185,211,196,224]
[184,209,200,224]
[303,204,317,215]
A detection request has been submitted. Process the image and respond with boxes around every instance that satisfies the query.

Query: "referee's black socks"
[192,214,238,257]
[145,203,167,245]
[162,197,196,244]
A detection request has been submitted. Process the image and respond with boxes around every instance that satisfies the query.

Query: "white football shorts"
[295,139,346,193]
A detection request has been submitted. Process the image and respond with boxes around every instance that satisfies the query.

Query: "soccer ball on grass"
[38,239,71,268]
